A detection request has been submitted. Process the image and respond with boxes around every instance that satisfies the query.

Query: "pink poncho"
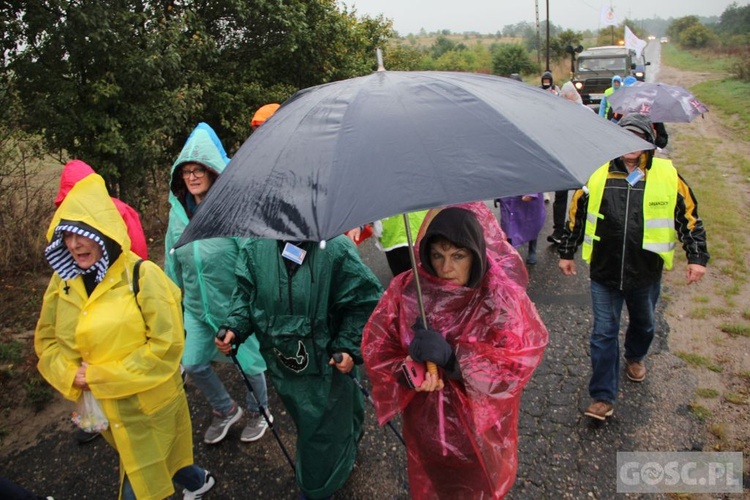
[362,202,549,499]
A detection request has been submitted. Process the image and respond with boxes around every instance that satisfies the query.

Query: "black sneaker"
[75,428,101,444]
[546,233,562,245]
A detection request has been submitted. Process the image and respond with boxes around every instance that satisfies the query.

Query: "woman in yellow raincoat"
[34,174,214,500]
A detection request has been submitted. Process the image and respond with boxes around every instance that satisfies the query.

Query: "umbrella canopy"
[607,81,709,123]
[177,71,652,245]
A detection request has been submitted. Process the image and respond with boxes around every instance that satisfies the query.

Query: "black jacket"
[558,158,709,290]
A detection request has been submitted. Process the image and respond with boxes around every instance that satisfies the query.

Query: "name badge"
[282,242,306,265]
[626,168,645,186]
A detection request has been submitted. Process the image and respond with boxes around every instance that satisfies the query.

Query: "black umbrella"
[176,70,652,245]
[607,81,709,123]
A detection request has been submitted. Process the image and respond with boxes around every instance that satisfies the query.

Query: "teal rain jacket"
[164,124,265,373]
[224,237,383,498]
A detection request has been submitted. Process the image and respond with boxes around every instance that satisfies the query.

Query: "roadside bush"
[492,44,536,77]
[732,53,750,82]
[680,24,718,49]
[0,125,56,276]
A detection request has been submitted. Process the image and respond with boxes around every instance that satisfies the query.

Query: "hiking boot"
[584,401,614,421]
[74,428,101,444]
[626,360,647,382]
[241,410,273,442]
[526,240,537,265]
[183,470,215,500]
[204,402,243,444]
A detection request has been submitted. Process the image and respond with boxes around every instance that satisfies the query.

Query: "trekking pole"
[332,353,406,446]
[217,329,296,473]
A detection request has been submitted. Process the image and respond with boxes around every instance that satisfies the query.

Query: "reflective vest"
[582,158,678,269]
[378,211,428,251]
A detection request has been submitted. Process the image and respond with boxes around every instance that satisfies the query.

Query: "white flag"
[624,25,647,54]
[600,5,618,27]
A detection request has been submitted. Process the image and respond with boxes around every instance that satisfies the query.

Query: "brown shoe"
[626,360,646,382]
[584,401,614,421]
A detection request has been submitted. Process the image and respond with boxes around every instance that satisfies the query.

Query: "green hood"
[169,124,230,198]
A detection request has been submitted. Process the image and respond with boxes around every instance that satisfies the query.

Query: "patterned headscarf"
[44,221,110,283]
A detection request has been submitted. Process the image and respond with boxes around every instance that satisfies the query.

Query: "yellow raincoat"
[35,174,194,499]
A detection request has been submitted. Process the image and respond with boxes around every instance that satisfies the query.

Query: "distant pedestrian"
[547,83,594,245]
[557,114,709,421]
[598,75,623,120]
[373,211,430,276]
[540,70,560,95]
[495,194,545,265]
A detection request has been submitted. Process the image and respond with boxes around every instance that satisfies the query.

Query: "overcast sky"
[340,0,745,35]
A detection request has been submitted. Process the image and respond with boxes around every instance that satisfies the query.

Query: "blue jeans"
[184,362,268,414]
[588,279,661,403]
[122,464,204,500]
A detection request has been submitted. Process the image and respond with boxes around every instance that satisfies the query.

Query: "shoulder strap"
[133,259,144,309]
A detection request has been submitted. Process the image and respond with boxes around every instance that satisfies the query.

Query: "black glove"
[493,198,500,208]
[409,328,454,367]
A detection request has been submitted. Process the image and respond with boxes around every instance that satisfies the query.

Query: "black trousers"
[552,190,569,234]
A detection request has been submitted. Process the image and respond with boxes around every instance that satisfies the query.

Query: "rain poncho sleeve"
[362,202,548,499]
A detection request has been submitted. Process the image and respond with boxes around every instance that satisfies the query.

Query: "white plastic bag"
[72,391,109,432]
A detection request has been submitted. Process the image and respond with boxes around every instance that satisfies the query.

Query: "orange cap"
[251,103,281,128]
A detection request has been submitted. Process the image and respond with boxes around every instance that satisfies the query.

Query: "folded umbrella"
[607,81,709,123]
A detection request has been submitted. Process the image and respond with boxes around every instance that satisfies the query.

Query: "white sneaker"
[183,470,215,500]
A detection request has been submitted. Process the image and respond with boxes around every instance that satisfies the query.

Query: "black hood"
[419,207,487,288]
[541,70,554,89]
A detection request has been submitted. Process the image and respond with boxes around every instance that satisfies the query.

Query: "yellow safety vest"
[379,211,428,251]
[582,158,678,269]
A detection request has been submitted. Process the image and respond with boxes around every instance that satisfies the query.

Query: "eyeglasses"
[181,166,207,179]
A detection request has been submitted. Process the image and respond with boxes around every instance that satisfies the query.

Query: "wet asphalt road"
[3,199,703,499]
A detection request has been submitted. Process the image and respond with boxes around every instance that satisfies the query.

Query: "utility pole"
[545,0,550,71]
[535,0,541,70]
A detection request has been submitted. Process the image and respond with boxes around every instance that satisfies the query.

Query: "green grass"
[0,340,24,364]
[676,351,725,373]
[720,323,750,337]
[661,44,737,73]
[724,392,748,405]
[696,388,720,398]
[690,403,712,421]
[692,79,750,142]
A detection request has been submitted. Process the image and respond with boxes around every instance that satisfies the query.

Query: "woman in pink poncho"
[362,202,548,499]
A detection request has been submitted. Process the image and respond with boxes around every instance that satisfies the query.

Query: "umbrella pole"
[403,213,427,327]
[403,214,439,379]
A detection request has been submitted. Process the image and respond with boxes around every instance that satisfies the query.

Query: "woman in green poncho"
[165,123,270,445]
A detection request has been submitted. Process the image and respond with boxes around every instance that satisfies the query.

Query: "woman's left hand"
[74,362,89,390]
[415,371,444,392]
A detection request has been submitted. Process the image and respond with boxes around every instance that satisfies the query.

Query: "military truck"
[571,46,638,110]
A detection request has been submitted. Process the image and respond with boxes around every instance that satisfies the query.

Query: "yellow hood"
[46,174,131,255]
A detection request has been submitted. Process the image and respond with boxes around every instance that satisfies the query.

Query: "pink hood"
[55,160,96,207]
